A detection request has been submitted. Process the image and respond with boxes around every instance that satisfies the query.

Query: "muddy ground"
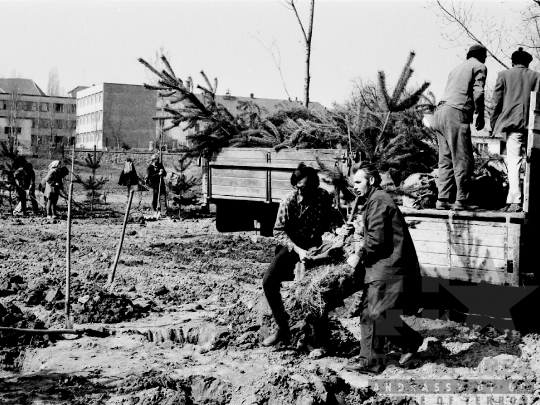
[1,190,540,404]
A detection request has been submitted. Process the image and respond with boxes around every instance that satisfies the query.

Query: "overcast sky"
[0,0,527,107]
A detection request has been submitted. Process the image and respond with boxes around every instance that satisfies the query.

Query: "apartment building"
[0,78,76,152]
[76,83,157,150]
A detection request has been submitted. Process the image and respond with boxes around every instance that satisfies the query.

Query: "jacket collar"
[364,186,381,205]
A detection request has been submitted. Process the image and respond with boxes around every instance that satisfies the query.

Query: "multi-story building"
[0,78,76,152]
[76,83,157,150]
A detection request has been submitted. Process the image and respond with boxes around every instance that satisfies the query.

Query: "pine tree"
[376,51,430,154]
[73,149,108,212]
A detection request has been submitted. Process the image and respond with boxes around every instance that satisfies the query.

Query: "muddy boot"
[263,325,291,347]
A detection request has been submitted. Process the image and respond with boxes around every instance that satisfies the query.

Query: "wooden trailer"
[201,92,540,287]
[202,148,348,235]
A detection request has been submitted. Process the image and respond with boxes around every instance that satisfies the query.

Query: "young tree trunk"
[303,0,315,107]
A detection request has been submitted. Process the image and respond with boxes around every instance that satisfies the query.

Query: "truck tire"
[215,201,255,233]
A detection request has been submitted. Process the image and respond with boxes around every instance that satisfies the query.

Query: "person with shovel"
[146,154,167,219]
[343,162,424,375]
[262,163,335,347]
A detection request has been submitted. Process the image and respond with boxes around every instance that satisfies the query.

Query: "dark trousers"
[151,187,166,214]
[359,277,423,366]
[16,188,27,213]
[434,104,475,202]
[262,246,299,327]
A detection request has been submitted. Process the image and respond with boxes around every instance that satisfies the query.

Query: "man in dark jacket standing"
[434,44,487,211]
[345,163,423,374]
[490,48,540,212]
[146,154,167,218]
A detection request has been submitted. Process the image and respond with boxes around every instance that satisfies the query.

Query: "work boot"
[506,203,522,213]
[452,201,478,211]
[435,200,452,210]
[262,326,291,347]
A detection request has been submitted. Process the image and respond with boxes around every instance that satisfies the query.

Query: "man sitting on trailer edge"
[262,162,336,347]
[344,162,424,374]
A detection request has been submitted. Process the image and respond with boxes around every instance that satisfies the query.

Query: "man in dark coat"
[345,163,423,374]
[146,154,167,218]
[490,48,540,212]
[434,44,487,211]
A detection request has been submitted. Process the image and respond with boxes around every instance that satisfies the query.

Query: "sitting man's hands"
[347,253,360,269]
[336,222,357,237]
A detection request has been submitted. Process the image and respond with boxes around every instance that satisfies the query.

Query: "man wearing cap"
[146,154,167,218]
[434,44,488,211]
[490,48,540,212]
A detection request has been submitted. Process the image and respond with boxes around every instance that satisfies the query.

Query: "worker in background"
[118,157,139,200]
[490,47,540,213]
[43,162,68,220]
[146,154,167,219]
[434,44,488,211]
[23,161,39,215]
[262,163,335,347]
[344,162,424,374]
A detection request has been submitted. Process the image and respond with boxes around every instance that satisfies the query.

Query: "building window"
[4,127,22,135]
[476,142,488,154]
[40,102,49,112]
[0,101,6,110]
[54,103,64,113]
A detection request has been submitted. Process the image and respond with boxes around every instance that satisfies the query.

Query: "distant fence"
[67,149,188,167]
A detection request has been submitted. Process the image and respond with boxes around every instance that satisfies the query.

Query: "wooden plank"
[214,149,271,159]
[210,161,302,170]
[271,149,339,161]
[410,229,448,242]
[212,195,267,202]
[420,265,510,285]
[211,185,265,198]
[449,224,507,235]
[512,226,521,286]
[450,255,506,271]
[525,93,540,215]
[211,168,267,179]
[271,179,294,190]
[412,240,447,254]
[400,207,526,222]
[212,177,266,188]
[271,170,295,180]
[449,232,506,247]
[417,252,449,266]
[449,243,506,260]
[406,219,448,231]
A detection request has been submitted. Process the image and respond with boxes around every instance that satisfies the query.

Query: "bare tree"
[431,0,512,69]
[3,74,25,145]
[47,68,61,96]
[283,0,315,107]
[253,37,292,101]
[519,2,540,63]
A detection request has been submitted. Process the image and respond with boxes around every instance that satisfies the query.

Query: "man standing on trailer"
[262,162,335,347]
[344,162,424,374]
[490,47,540,213]
[434,44,487,211]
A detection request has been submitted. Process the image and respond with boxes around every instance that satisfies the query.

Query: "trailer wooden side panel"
[204,148,345,203]
[404,213,523,286]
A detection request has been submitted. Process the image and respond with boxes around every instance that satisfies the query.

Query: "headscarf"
[151,154,159,162]
[48,160,60,171]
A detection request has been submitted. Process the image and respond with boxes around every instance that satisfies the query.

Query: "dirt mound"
[0,302,50,370]
[72,289,150,324]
